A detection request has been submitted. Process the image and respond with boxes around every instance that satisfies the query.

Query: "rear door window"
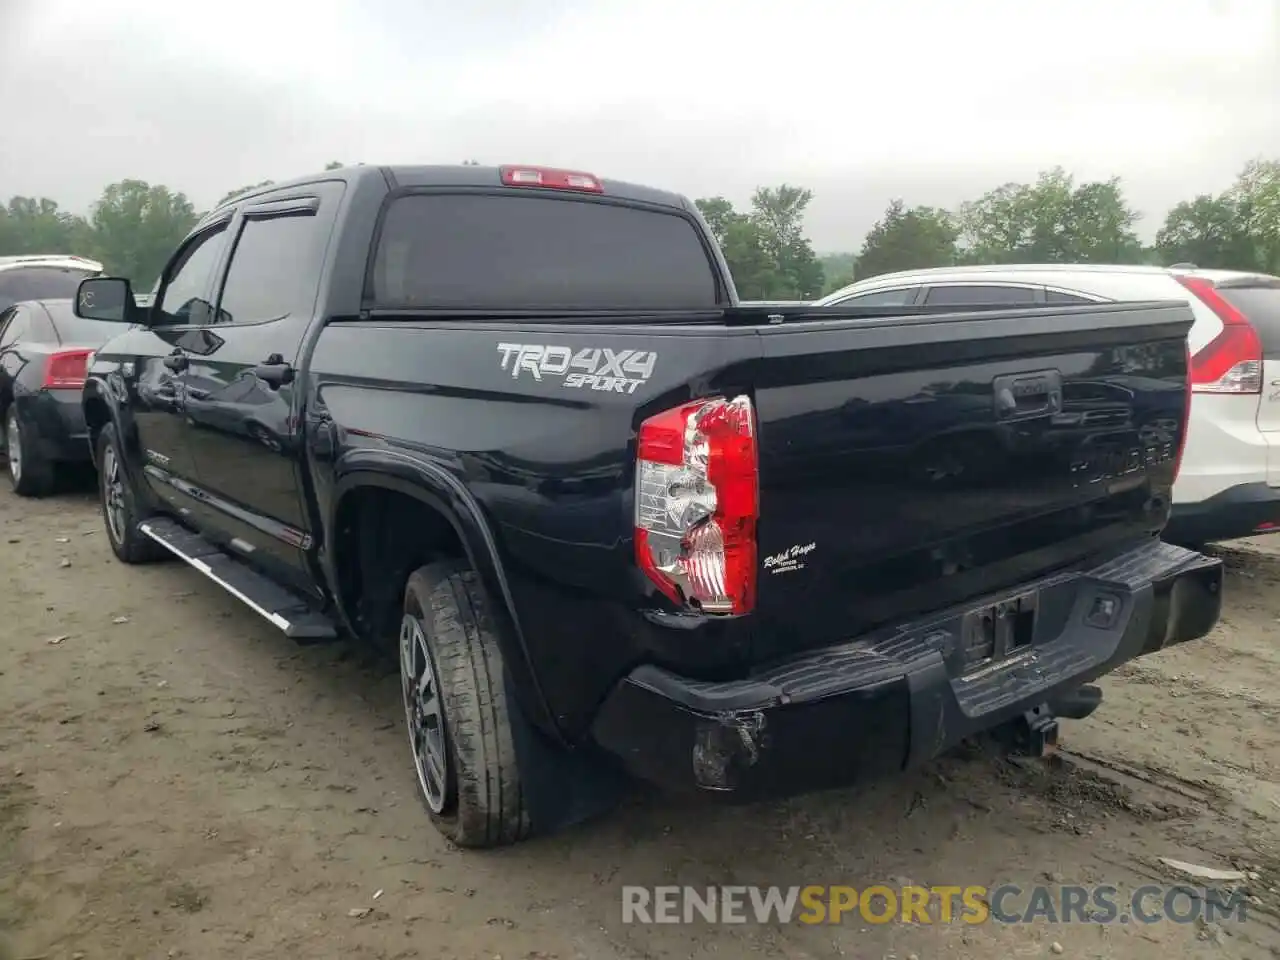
[371,194,719,310]
[216,207,324,324]
[924,284,1041,306]
[1217,281,1280,358]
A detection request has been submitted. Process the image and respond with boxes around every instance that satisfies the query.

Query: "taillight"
[41,349,92,390]
[1173,339,1191,483]
[1176,275,1262,394]
[634,395,759,616]
[499,165,604,193]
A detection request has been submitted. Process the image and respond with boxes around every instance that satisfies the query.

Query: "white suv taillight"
[634,395,759,615]
[1174,340,1192,482]
[1176,275,1263,394]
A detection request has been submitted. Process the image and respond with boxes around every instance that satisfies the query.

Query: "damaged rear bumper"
[589,539,1222,800]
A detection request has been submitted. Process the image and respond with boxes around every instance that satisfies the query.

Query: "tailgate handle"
[993,369,1062,421]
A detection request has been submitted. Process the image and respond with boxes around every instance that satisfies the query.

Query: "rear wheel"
[4,407,54,497]
[97,422,166,564]
[400,560,531,848]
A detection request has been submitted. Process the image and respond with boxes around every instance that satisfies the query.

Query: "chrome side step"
[139,518,338,642]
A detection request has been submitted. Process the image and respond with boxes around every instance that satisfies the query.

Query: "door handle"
[252,354,295,387]
[992,369,1062,421]
[162,351,188,372]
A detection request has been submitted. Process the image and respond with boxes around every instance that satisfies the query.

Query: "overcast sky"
[3,0,1277,251]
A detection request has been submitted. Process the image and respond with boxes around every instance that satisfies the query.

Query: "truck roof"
[209,164,695,219]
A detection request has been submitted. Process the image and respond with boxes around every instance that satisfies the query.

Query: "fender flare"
[331,448,563,744]
[81,375,126,468]
[81,374,169,520]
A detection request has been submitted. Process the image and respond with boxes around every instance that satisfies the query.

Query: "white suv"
[817,264,1280,547]
[0,255,103,312]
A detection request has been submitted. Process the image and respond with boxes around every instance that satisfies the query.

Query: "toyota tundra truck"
[73,163,1223,848]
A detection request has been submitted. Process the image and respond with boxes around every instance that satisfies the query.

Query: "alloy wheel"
[6,414,21,485]
[102,444,127,546]
[400,613,449,813]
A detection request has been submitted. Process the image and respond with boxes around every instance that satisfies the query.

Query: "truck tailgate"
[747,301,1193,658]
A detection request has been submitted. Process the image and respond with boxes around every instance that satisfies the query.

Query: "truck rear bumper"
[589,539,1222,800]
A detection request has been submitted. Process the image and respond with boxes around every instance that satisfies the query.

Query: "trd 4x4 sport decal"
[496,343,658,394]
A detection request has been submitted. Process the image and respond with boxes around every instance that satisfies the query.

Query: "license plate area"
[960,592,1038,671]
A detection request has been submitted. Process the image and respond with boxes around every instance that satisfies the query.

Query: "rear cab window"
[370,194,720,310]
[0,266,99,311]
[1217,279,1280,358]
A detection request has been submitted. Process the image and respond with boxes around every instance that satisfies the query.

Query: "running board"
[139,518,338,642]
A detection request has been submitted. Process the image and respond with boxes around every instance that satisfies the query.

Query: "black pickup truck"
[73,164,1223,848]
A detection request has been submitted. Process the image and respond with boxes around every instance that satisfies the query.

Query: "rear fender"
[331,449,562,743]
[81,376,114,468]
[81,375,151,507]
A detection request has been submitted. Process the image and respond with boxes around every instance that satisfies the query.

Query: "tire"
[97,422,166,564]
[400,560,531,848]
[4,406,54,497]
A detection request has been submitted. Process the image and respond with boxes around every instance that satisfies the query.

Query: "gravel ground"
[3,476,1280,959]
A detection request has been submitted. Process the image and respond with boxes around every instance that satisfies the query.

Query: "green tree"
[85,181,199,289]
[1155,193,1255,269]
[750,185,824,299]
[695,197,783,298]
[818,252,857,292]
[324,160,344,170]
[957,167,1143,264]
[0,198,89,257]
[720,218,786,299]
[1066,179,1145,262]
[1229,158,1280,273]
[695,189,825,299]
[694,196,739,246]
[856,200,957,280]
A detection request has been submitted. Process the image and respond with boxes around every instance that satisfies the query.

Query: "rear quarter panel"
[307,320,764,737]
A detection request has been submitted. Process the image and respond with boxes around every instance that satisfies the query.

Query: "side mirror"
[75,277,139,323]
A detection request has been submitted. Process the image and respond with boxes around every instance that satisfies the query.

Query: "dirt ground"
[3,477,1280,960]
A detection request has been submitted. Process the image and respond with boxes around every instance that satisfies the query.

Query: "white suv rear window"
[0,266,98,311]
[1218,282,1280,358]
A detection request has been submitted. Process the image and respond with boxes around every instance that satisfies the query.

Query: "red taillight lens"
[1176,275,1262,394]
[499,165,604,193]
[635,395,759,616]
[41,349,92,390]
